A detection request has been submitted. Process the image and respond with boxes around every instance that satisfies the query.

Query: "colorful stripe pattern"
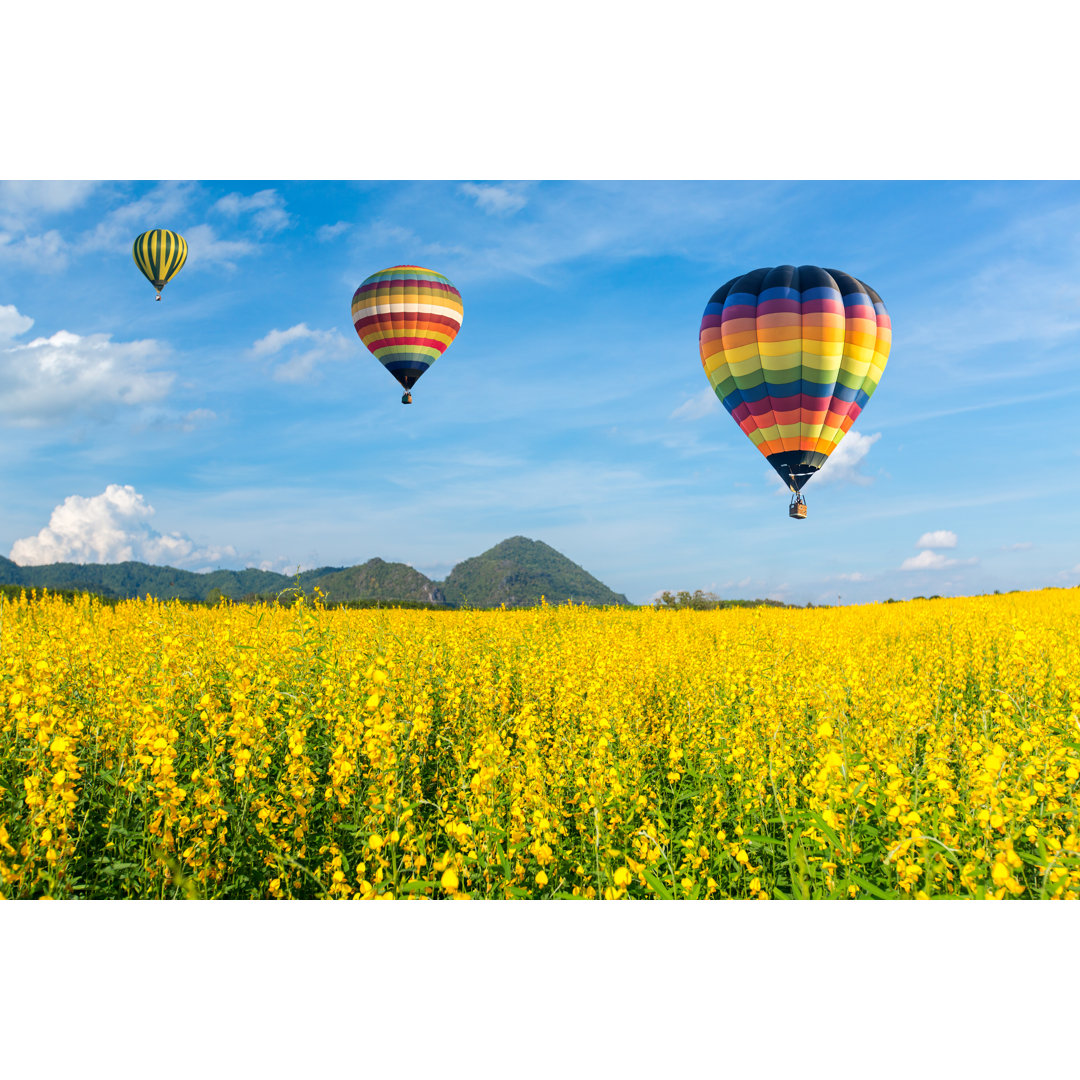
[699,265,891,492]
[351,265,463,391]
[132,229,188,293]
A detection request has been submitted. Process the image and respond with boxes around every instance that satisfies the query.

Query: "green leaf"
[805,810,843,850]
[847,874,891,899]
[397,879,436,894]
[742,832,784,847]
[642,868,674,900]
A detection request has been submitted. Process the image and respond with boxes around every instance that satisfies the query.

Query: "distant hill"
[315,558,447,606]
[440,537,630,607]
[0,554,339,602]
[0,538,630,608]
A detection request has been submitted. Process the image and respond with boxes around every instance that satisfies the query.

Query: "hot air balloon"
[132,229,188,301]
[699,265,890,518]
[351,265,463,404]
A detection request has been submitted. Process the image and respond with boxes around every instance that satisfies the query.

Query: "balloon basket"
[401,392,412,405]
[789,495,807,519]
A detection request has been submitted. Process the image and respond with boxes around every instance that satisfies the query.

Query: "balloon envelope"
[699,265,890,492]
[132,229,188,294]
[351,265,463,391]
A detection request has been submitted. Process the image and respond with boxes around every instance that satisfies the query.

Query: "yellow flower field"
[1,588,1078,899]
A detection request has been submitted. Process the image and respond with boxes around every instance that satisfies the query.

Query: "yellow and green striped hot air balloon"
[132,229,188,301]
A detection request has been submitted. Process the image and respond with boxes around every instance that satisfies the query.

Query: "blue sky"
[2,179,1079,605]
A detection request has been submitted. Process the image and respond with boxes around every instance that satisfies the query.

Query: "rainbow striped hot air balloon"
[132,229,188,301]
[699,265,891,518]
[351,265,463,404]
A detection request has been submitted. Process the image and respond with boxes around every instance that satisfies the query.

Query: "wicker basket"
[789,502,807,519]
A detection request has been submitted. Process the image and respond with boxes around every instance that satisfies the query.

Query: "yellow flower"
[535,870,549,888]
[441,868,459,893]
[613,866,632,888]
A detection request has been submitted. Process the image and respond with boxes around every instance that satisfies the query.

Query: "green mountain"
[440,536,630,607]
[315,559,447,605]
[0,538,630,608]
[0,554,339,602]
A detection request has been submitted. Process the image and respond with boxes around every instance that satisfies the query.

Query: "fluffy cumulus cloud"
[0,302,34,340]
[213,189,292,233]
[917,530,958,549]
[460,182,529,216]
[900,532,977,572]
[0,305,174,425]
[10,485,236,568]
[250,322,353,383]
[901,549,956,571]
[814,430,881,486]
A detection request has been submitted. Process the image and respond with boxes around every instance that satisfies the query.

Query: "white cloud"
[460,182,529,216]
[916,530,958,549]
[77,181,196,254]
[670,386,719,421]
[360,219,469,264]
[179,223,255,270]
[836,572,867,582]
[250,556,316,574]
[0,183,99,269]
[814,430,881,486]
[358,181,792,287]
[0,302,34,340]
[250,323,353,383]
[0,228,69,269]
[0,181,98,220]
[181,408,217,431]
[901,550,952,571]
[900,550,978,572]
[0,183,257,274]
[0,183,99,243]
[1002,541,1033,551]
[902,530,976,571]
[0,315,174,426]
[213,189,291,233]
[317,221,350,242]
[10,485,236,568]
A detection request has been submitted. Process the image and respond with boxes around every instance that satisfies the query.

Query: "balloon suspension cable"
[788,469,807,519]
